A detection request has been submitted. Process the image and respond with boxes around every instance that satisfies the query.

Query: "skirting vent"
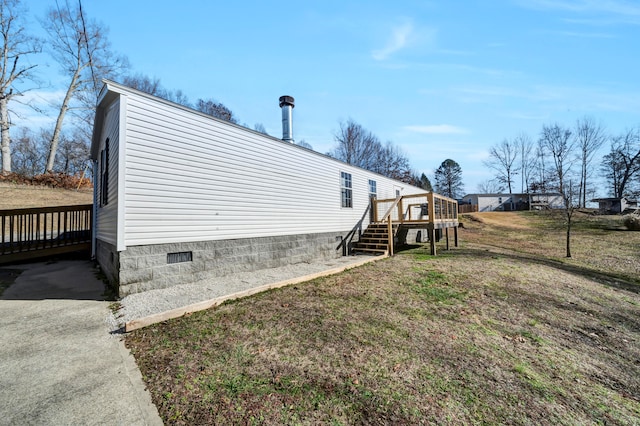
[167,251,193,264]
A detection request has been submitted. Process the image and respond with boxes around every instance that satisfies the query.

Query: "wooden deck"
[354,192,459,256]
[0,204,93,264]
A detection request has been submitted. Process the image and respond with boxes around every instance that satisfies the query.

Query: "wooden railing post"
[428,192,437,256]
[372,196,378,223]
[387,217,393,256]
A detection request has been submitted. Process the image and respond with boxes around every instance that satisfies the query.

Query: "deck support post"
[454,226,458,247]
[445,227,450,250]
[429,226,436,256]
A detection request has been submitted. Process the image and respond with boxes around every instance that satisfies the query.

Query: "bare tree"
[539,123,575,194]
[296,139,313,150]
[254,123,268,135]
[434,159,464,198]
[0,0,41,174]
[373,140,411,181]
[574,117,606,207]
[11,127,45,176]
[122,73,165,97]
[484,138,519,194]
[476,179,504,194]
[601,128,640,198]
[122,73,191,106]
[563,180,577,258]
[329,119,381,171]
[539,123,579,258]
[42,1,127,172]
[54,128,89,174]
[515,133,535,193]
[532,139,548,192]
[194,98,237,123]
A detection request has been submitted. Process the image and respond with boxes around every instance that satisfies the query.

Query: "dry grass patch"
[126,212,640,425]
[0,182,92,209]
[465,211,532,230]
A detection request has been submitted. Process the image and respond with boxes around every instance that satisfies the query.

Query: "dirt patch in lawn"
[125,211,640,425]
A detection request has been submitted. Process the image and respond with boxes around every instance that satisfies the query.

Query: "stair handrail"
[379,195,402,222]
[378,196,402,256]
[336,204,371,255]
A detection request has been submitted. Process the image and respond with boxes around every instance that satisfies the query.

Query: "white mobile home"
[90,81,427,296]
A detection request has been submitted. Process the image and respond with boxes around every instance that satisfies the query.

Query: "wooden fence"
[458,204,478,214]
[0,204,92,264]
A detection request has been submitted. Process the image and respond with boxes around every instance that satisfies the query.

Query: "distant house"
[462,193,564,212]
[591,197,638,214]
[90,80,430,297]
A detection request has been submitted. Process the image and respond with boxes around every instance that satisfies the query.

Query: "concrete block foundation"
[96,231,345,297]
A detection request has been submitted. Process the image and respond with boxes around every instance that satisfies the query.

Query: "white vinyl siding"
[95,99,120,245]
[99,84,424,247]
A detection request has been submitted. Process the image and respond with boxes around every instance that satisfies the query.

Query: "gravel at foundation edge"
[109,255,378,330]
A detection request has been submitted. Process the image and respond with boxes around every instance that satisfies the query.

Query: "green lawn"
[126,211,640,425]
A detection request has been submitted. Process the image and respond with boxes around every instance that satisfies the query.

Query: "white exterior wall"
[95,99,120,246]
[100,83,424,248]
[479,195,503,212]
[462,193,565,212]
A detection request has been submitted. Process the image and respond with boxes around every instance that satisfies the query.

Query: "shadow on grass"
[401,244,640,295]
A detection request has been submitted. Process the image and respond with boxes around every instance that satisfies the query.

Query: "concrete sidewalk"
[0,260,162,426]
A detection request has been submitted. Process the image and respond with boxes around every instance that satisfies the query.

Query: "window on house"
[341,171,352,208]
[368,179,377,198]
[100,138,110,206]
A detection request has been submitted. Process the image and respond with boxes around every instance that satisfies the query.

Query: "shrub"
[0,172,92,190]
[623,214,640,231]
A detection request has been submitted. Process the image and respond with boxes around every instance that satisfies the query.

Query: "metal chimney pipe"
[279,95,295,143]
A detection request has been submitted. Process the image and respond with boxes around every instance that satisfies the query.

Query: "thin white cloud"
[550,30,616,38]
[450,83,640,112]
[516,0,640,24]
[372,22,414,61]
[404,124,469,135]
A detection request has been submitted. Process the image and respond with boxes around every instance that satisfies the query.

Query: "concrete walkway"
[0,260,162,426]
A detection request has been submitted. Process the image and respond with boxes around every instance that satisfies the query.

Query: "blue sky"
[18,1,640,194]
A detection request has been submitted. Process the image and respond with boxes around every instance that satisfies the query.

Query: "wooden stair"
[352,222,398,255]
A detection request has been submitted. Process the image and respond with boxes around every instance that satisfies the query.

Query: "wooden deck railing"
[372,192,458,256]
[373,192,458,224]
[0,204,92,264]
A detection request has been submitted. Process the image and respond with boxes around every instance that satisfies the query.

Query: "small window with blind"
[368,179,377,198]
[341,171,352,208]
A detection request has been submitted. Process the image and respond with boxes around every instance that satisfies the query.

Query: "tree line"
[0,0,246,177]
[0,0,127,176]
[327,118,466,197]
[482,117,640,206]
[1,0,463,197]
